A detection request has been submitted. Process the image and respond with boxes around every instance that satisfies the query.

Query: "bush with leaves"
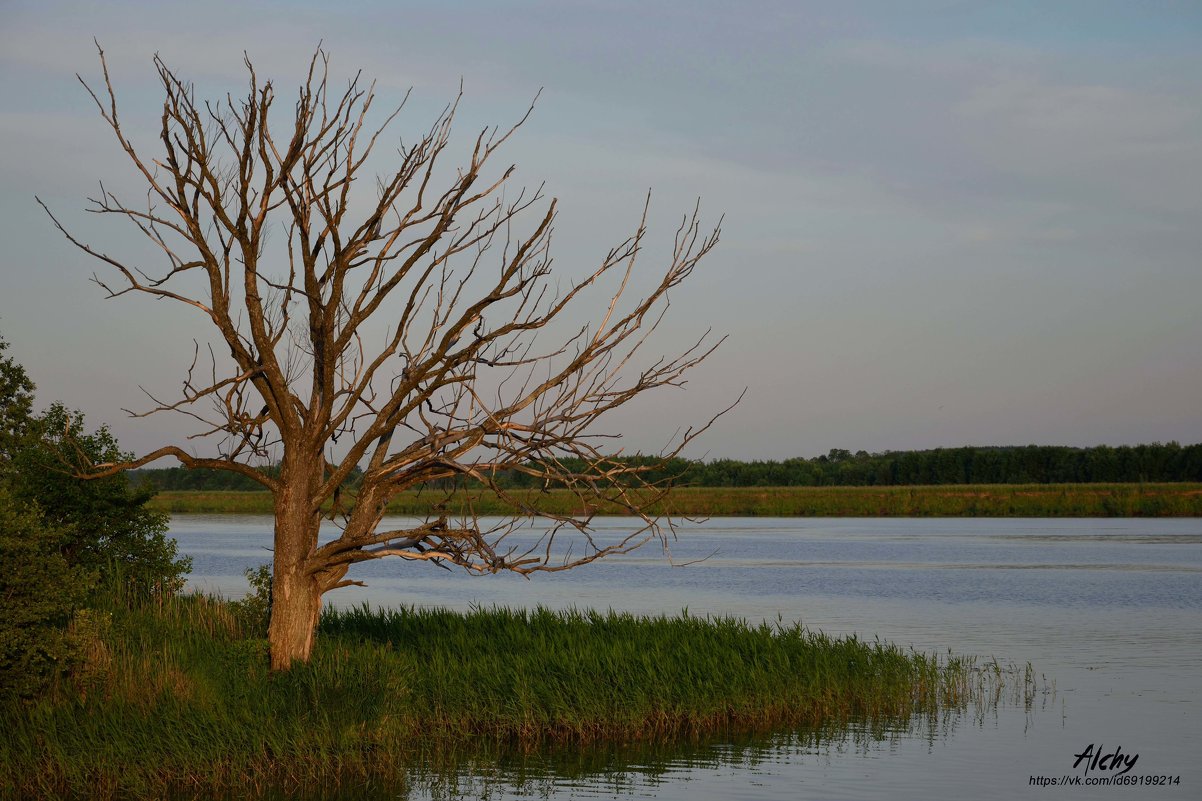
[1,334,190,702]
[0,486,97,703]
[9,402,191,598]
[229,563,273,637]
[0,337,35,473]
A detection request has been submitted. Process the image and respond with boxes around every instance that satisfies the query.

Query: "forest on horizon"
[133,442,1202,492]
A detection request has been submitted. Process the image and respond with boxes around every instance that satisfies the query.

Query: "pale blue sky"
[1,1,1200,460]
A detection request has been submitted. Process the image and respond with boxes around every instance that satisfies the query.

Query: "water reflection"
[251,693,1045,801]
[170,516,1202,800]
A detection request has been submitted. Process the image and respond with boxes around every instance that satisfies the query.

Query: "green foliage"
[0,487,97,704]
[0,337,35,472]
[490,444,1202,488]
[135,445,1202,494]
[0,334,190,705]
[130,465,273,491]
[228,563,273,636]
[131,462,358,491]
[8,403,191,598]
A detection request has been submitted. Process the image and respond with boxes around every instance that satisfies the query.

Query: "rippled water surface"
[172,516,1202,800]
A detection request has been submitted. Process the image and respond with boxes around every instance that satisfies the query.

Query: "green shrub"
[9,403,191,599]
[0,334,191,704]
[229,563,273,636]
[0,488,97,703]
[0,338,34,471]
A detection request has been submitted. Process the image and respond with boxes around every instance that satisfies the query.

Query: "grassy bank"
[145,482,1202,517]
[0,592,1021,799]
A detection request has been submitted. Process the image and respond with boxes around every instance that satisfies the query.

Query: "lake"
[170,515,1202,800]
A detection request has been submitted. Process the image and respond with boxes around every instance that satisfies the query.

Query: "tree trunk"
[268,558,322,669]
[268,479,323,670]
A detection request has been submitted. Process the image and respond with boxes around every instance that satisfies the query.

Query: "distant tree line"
[669,444,1202,487]
[133,464,280,491]
[132,443,1202,492]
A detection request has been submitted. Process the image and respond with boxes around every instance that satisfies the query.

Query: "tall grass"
[0,592,1032,800]
[147,483,1202,517]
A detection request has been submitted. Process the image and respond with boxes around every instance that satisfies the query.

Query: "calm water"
[171,515,1202,800]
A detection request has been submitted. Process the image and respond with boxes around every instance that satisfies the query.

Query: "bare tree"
[41,45,729,669]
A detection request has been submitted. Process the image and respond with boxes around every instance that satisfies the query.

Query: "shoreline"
[0,596,1022,800]
[145,482,1202,517]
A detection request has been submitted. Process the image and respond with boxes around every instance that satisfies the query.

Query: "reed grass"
[0,592,1029,800]
[146,483,1202,517]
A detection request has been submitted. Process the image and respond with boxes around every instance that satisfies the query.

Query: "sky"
[1,0,1200,461]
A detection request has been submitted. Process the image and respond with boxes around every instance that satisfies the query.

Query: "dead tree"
[41,45,729,669]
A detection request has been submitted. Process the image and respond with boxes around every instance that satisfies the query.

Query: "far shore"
[146,482,1202,517]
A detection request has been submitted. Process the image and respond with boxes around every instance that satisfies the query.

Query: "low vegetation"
[1,336,190,705]
[146,482,1202,517]
[0,586,1029,800]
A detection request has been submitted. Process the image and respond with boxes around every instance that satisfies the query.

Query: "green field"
[146,482,1202,517]
[0,592,1027,799]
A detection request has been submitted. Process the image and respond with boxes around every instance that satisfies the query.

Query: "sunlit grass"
[146,482,1202,517]
[0,592,1034,799]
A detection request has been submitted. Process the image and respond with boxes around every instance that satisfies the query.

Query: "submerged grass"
[147,482,1202,517]
[0,593,1030,800]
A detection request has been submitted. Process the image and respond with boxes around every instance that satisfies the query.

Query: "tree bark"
[268,559,322,669]
[267,472,323,670]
